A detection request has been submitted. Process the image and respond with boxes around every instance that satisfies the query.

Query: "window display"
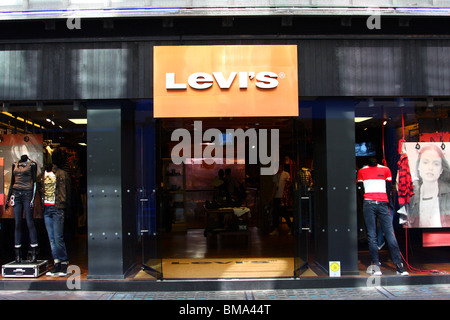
[0,106,86,278]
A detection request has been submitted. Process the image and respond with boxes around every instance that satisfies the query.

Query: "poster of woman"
[405,142,450,228]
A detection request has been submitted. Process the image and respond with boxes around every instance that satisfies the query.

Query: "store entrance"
[156,117,310,279]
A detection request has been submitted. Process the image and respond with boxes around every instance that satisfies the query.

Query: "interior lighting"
[68,118,87,125]
[2,112,43,129]
[355,117,373,123]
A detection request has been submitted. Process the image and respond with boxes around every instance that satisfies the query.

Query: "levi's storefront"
[141,45,313,280]
[1,39,449,287]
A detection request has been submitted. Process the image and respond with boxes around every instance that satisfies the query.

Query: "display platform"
[2,260,48,278]
[161,257,297,279]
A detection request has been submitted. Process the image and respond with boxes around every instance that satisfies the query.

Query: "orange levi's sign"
[153,45,298,118]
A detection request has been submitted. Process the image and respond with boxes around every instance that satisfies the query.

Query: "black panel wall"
[313,98,359,276]
[1,39,449,100]
[86,101,136,279]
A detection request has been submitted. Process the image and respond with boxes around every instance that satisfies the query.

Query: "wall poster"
[404,142,450,229]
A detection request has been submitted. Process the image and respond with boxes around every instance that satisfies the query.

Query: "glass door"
[136,101,162,279]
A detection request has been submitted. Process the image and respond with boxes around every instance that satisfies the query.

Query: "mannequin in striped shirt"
[357,158,408,276]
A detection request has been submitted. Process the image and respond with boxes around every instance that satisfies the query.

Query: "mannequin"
[5,154,39,263]
[357,158,408,276]
[39,163,71,276]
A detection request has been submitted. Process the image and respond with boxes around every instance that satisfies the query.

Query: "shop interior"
[355,97,450,276]
[0,101,88,273]
[157,116,314,279]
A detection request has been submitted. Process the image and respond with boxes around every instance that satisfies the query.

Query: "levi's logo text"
[166,71,280,90]
[154,45,298,118]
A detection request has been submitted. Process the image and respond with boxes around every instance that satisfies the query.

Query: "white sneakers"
[366,262,409,276]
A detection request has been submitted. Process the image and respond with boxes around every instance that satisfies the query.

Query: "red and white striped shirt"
[357,164,392,202]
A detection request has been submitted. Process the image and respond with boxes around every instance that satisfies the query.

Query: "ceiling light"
[2,112,43,129]
[355,117,373,123]
[69,118,87,124]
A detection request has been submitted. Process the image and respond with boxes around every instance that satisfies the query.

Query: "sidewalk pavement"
[0,283,449,300]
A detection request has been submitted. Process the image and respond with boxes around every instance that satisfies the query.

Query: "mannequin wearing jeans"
[357,158,408,276]
[5,155,38,263]
[39,163,71,276]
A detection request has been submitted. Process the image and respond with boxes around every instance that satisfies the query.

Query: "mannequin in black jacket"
[5,155,39,263]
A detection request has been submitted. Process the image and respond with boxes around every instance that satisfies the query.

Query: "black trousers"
[272,198,293,230]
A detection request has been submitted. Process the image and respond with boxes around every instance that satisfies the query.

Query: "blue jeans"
[44,205,68,262]
[363,200,402,265]
[12,190,37,247]
[377,202,395,247]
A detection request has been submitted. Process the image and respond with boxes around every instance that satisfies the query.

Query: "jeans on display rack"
[12,189,38,247]
[44,205,68,262]
[363,200,402,265]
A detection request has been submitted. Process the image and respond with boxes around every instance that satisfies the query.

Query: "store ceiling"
[355,98,450,129]
[0,102,87,146]
[2,102,86,129]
